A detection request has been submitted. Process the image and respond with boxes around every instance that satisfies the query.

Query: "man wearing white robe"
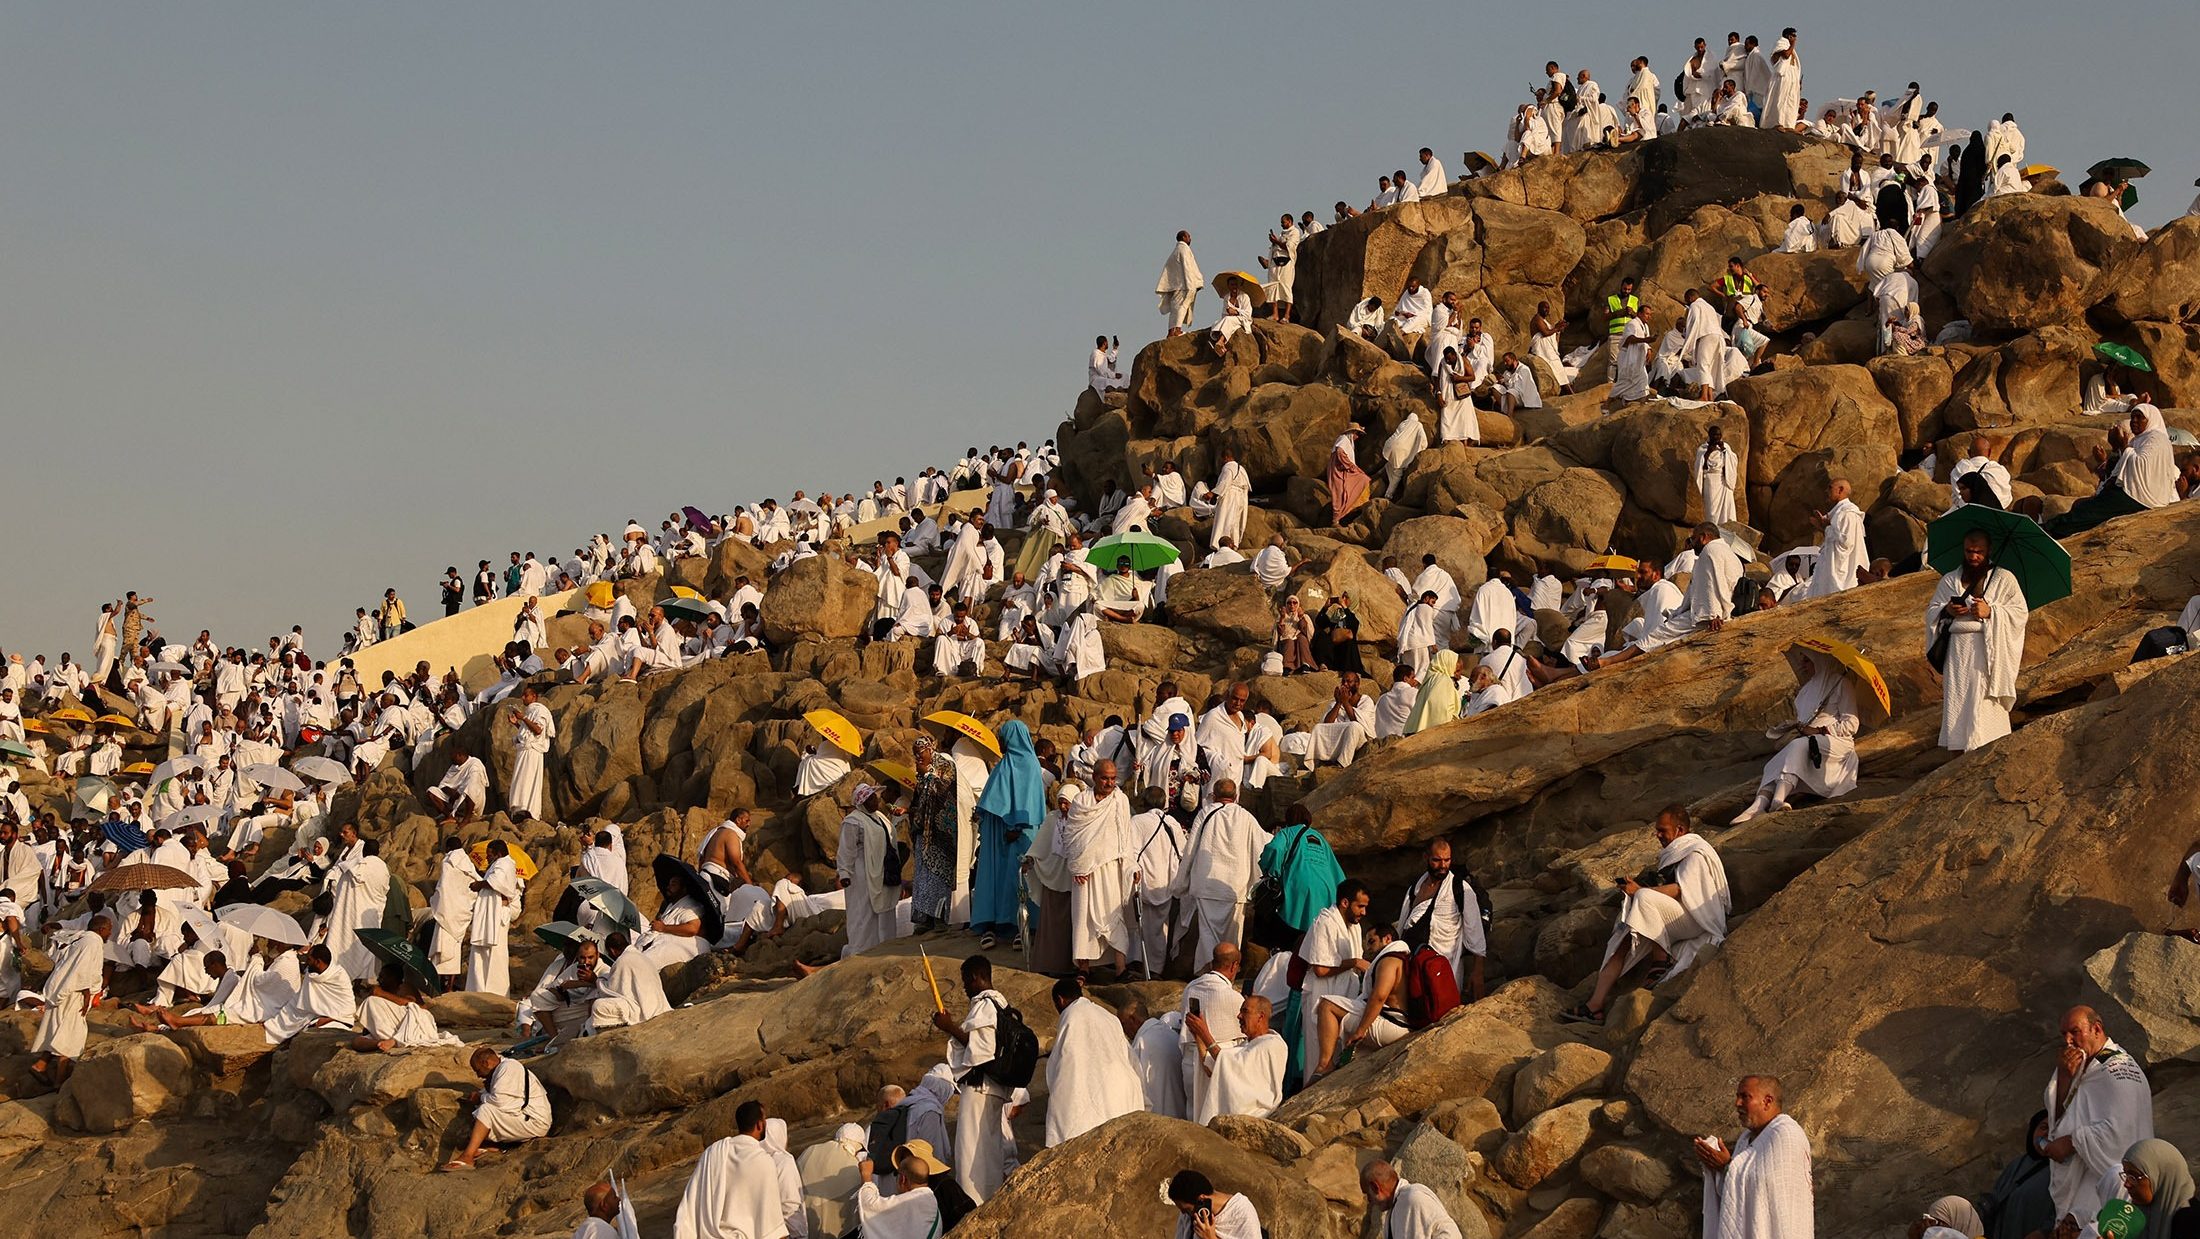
[29,916,110,1087]
[1179,948,1245,1122]
[932,955,1010,1203]
[1284,675,1377,768]
[1948,436,2014,511]
[1129,795,1187,976]
[325,833,390,980]
[1364,1161,1465,1239]
[1398,839,1486,999]
[1171,787,1269,967]
[1465,576,1517,649]
[1058,765,1134,971]
[1157,231,1203,335]
[1124,999,1187,1119]
[1189,993,1286,1119]
[1412,556,1462,641]
[587,930,671,1032]
[1601,525,1743,662]
[427,841,479,985]
[1294,883,1368,1084]
[263,946,358,1044]
[507,685,554,821]
[466,842,523,996]
[851,1142,945,1239]
[1208,451,1250,551]
[1565,808,1728,1023]
[2042,1006,2154,1226]
[1381,412,1428,499]
[676,1105,786,1239]
[1927,531,2029,752]
[1248,536,1295,590]
[1413,148,1446,197]
[1395,593,1441,678]
[428,747,489,822]
[1807,479,1867,598]
[1696,1075,1814,1239]
[1696,427,1740,526]
[1043,985,1144,1146]
[1195,685,1282,795]
[1678,290,1731,399]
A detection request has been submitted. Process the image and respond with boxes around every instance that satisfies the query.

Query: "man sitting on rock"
[1560,804,1730,1025]
[441,1046,552,1171]
[425,743,488,824]
[1362,1159,1466,1239]
[1095,557,1151,623]
[929,602,988,677]
[1184,993,1286,1119]
[1283,673,1377,769]
[586,930,670,1034]
[1590,525,1745,668]
[352,964,456,1051]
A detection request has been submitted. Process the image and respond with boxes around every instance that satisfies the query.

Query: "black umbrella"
[650,853,724,944]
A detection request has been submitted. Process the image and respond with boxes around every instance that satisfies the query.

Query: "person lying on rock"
[1558,805,1730,1025]
[441,1046,552,1171]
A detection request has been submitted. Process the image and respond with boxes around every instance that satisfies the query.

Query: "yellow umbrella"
[803,708,863,758]
[585,581,617,608]
[1583,554,1637,573]
[922,711,1000,758]
[869,760,917,790]
[469,840,540,881]
[1463,150,1498,172]
[1788,636,1892,714]
[2022,163,2058,179]
[668,585,702,600]
[121,761,156,776]
[21,719,48,734]
[1212,270,1270,307]
[50,706,93,724]
[96,713,138,728]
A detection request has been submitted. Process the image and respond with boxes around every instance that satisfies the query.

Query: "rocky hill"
[7,125,2200,1239]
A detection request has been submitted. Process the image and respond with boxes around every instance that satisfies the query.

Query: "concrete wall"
[347,588,583,692]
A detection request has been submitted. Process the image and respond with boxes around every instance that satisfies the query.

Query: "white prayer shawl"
[34,927,105,1055]
[1391,285,1432,335]
[1157,240,1204,297]
[676,1135,788,1239]
[1387,1180,1465,1239]
[1057,787,1134,959]
[2115,406,2178,508]
[793,747,852,797]
[1678,297,1733,394]
[1641,541,1741,650]
[1771,660,1861,799]
[1808,499,1866,597]
[589,944,671,1030]
[1415,158,1447,197]
[1208,1032,1288,1118]
[853,1184,938,1239]
[263,961,358,1044]
[466,855,521,995]
[428,849,479,975]
[1249,545,1291,590]
[1948,456,2014,511]
[1696,444,1739,525]
[358,994,459,1047]
[1703,1112,1814,1239]
[1400,872,1485,990]
[1173,803,1269,906]
[326,850,389,980]
[1295,905,1364,1075]
[1043,996,1144,1146]
[1779,215,1818,253]
[1926,566,2028,751]
[1606,832,1731,978]
[1209,460,1251,550]
[1374,681,1417,738]
[1382,415,1428,487]
[1131,1012,1188,1118]
[1466,579,1517,645]
[2044,1040,2154,1222]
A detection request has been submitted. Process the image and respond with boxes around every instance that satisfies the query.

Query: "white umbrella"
[290,755,350,786]
[1770,544,1821,565]
[217,902,309,946]
[241,763,307,794]
[148,755,203,787]
[147,660,188,676]
[159,804,222,834]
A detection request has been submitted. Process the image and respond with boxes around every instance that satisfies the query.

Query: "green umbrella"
[533,920,598,951]
[1926,506,2072,609]
[2094,342,2152,373]
[1083,531,1182,573]
[357,927,445,996]
[660,597,713,623]
[0,740,35,760]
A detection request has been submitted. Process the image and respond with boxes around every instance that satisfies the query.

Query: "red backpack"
[1403,945,1461,1029]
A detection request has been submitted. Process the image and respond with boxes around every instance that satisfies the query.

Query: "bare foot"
[791,961,821,978]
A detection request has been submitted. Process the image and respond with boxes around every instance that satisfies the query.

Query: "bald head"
[583,1182,621,1221]
[1970,435,1992,458]
[1361,1159,1402,1205]
[1829,478,1851,501]
[1209,943,1241,975]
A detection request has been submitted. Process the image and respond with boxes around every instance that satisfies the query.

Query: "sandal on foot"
[1555,1004,1605,1025]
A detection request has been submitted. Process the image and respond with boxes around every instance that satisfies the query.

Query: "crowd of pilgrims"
[9,24,2200,1239]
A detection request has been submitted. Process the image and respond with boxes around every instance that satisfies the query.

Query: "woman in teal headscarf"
[971,720,1049,948]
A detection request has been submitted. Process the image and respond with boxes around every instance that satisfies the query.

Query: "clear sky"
[5,2,2194,661]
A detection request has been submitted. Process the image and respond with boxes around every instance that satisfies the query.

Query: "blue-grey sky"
[5,2,2194,661]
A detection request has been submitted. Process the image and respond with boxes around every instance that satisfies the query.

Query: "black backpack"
[1400,871,1494,951]
[866,1103,909,1169]
[979,997,1039,1090]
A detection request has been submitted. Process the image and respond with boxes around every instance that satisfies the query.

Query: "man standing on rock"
[930,954,1011,1203]
[27,913,109,1089]
[1210,449,1250,551]
[1171,781,1270,968]
[1602,276,1641,386]
[1157,230,1203,337]
[1362,1159,1465,1239]
[465,839,522,996]
[674,1099,784,1236]
[1807,478,1867,598]
[428,837,479,989]
[2042,1005,2153,1229]
[507,683,554,821]
[1694,1075,1813,1239]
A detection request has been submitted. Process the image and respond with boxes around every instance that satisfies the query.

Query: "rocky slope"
[8,125,2200,1239]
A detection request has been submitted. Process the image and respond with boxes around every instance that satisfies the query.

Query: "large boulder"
[1215,383,1354,491]
[1761,445,1900,555]
[1749,248,1870,332]
[1509,468,1627,571]
[55,1033,197,1133]
[1626,653,2200,1238]
[1475,199,1588,287]
[1726,365,1903,489]
[1928,194,2143,332]
[956,1113,1333,1239]
[1494,1098,1600,1189]
[1293,196,1479,333]
[2082,931,2200,1068]
[1170,567,1279,646]
[1511,1042,1615,1124]
[2098,215,2200,325]
[759,555,876,644]
[1605,402,1746,524]
[1383,513,1503,599]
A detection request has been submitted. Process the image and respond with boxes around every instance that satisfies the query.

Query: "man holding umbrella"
[1926,526,2033,752]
